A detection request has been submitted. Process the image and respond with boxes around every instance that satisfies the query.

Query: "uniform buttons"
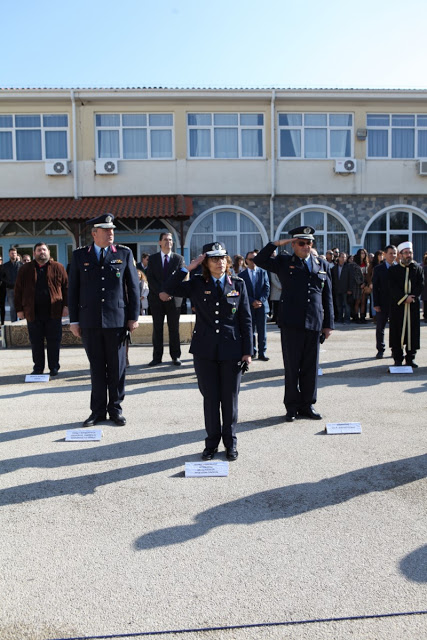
[215,311,219,315]
[101,266,104,270]
[215,320,219,324]
[102,288,105,291]
[101,299,105,302]
[216,302,219,306]
[102,277,105,281]
[216,329,220,333]
[307,299,311,302]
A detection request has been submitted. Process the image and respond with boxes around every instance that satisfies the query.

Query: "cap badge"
[304,227,311,234]
[106,215,113,224]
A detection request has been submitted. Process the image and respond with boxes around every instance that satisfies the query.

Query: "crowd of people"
[0,219,425,462]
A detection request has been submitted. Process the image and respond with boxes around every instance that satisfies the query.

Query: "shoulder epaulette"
[117,244,131,250]
[75,245,89,251]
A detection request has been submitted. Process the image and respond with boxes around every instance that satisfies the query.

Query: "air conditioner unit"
[418,159,427,175]
[45,160,69,175]
[334,158,357,174]
[96,159,118,175]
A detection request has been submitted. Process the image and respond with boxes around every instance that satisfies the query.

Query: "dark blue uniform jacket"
[165,271,253,360]
[68,243,140,329]
[253,242,334,331]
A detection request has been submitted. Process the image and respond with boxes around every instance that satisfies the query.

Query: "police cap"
[87,214,116,229]
[202,242,228,257]
[288,226,315,240]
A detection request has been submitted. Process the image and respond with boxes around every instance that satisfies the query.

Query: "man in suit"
[136,252,149,273]
[146,232,184,366]
[331,251,352,323]
[372,244,397,359]
[68,214,140,427]
[240,251,270,360]
[254,226,334,422]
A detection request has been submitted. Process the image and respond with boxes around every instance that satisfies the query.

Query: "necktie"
[163,254,169,280]
[216,279,222,298]
[99,248,105,266]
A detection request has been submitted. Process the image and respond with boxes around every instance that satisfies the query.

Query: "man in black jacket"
[331,252,352,324]
[372,245,397,359]
[1,247,21,322]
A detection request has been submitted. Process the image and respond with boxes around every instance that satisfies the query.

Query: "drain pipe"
[70,89,78,199]
[270,89,276,240]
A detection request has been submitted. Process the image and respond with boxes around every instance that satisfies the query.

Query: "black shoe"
[406,359,418,368]
[393,361,403,367]
[202,447,218,460]
[375,351,384,359]
[31,368,44,375]
[148,359,162,367]
[83,413,106,427]
[285,410,297,422]
[110,413,126,426]
[172,358,182,366]
[50,368,59,376]
[258,355,270,361]
[298,406,322,420]
[226,448,238,461]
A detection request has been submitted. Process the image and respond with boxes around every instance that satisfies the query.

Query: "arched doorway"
[362,206,427,263]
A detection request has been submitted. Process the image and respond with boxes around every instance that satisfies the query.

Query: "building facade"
[0,87,426,264]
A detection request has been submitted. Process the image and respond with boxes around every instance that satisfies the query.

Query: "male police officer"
[254,227,334,422]
[68,214,140,426]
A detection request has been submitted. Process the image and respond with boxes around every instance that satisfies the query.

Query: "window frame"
[366,113,427,159]
[0,113,69,162]
[95,113,174,160]
[187,112,265,159]
[278,112,354,159]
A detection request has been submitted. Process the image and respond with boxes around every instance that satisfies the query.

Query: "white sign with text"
[65,429,103,442]
[389,366,413,374]
[185,461,229,477]
[25,374,50,383]
[326,422,362,435]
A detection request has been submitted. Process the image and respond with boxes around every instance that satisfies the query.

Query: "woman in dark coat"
[161,242,252,461]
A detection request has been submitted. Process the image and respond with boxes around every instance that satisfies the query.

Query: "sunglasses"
[296,240,312,247]
[209,256,227,261]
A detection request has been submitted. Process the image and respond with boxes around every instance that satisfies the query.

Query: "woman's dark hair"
[354,248,369,266]
[232,254,244,273]
[201,255,231,280]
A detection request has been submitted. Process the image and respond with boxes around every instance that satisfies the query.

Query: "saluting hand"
[187,253,206,271]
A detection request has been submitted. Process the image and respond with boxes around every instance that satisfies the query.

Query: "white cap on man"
[397,241,413,253]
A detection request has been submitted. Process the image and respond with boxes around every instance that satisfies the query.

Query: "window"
[367,114,427,158]
[187,113,264,158]
[279,210,349,255]
[0,114,68,161]
[189,209,263,257]
[364,209,427,262]
[279,113,353,159]
[95,114,173,159]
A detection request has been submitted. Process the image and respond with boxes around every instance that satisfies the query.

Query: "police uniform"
[253,227,334,420]
[164,242,252,458]
[68,214,140,423]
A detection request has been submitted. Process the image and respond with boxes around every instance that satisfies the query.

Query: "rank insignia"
[226,290,240,297]
[111,259,123,264]
[84,262,89,266]
[232,307,237,314]
[116,272,121,277]
[204,291,212,294]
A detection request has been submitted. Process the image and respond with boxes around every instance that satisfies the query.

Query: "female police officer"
[160,242,252,461]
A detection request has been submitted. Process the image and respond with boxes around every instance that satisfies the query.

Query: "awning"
[0,195,193,222]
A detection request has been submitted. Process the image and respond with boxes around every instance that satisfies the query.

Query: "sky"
[2,0,427,90]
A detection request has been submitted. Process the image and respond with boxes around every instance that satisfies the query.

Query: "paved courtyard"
[0,321,426,640]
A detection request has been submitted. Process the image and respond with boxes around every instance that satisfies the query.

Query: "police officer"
[68,214,140,427]
[254,227,334,422]
[160,242,252,460]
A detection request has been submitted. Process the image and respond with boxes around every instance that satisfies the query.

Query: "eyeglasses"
[297,240,312,247]
[209,256,227,262]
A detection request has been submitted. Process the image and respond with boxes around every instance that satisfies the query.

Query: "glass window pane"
[281,214,300,235]
[240,215,258,232]
[214,128,238,158]
[195,215,213,233]
[418,130,427,157]
[123,128,147,159]
[417,115,427,126]
[413,233,427,262]
[16,130,41,160]
[279,114,302,126]
[327,214,345,232]
[313,235,324,255]
[369,214,386,231]
[149,114,173,126]
[365,233,386,254]
[392,115,415,127]
[98,130,119,157]
[43,114,68,127]
[123,114,147,126]
[240,233,262,256]
[240,114,263,126]
[191,233,213,257]
[368,130,388,157]
[412,213,427,230]
[0,131,13,159]
[241,129,263,157]
[214,113,238,126]
[150,130,172,158]
[392,129,414,158]
[45,131,67,159]
[216,235,237,256]
[216,211,237,231]
[189,129,210,157]
[367,114,389,126]
[280,130,301,157]
[304,114,327,126]
[96,114,120,127]
[304,128,327,158]
[188,113,211,126]
[304,211,324,230]
[330,130,351,157]
[330,114,352,126]
[389,211,408,229]
[15,115,41,128]
[327,233,349,254]
[0,115,13,128]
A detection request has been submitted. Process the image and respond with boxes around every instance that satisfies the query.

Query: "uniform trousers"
[81,327,126,417]
[149,296,181,361]
[281,326,320,412]
[27,317,62,373]
[193,354,242,449]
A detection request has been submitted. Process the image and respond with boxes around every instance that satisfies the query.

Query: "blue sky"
[2,0,427,90]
